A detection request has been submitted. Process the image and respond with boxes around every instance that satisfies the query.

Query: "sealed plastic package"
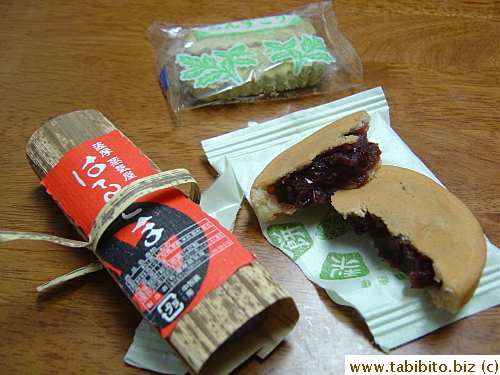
[146,1,363,112]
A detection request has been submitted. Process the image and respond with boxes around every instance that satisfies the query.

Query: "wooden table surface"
[0,0,498,374]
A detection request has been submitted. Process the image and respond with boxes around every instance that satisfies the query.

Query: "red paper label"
[41,130,159,236]
[41,130,256,337]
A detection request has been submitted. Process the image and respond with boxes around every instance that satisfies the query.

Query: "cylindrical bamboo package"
[25,109,299,375]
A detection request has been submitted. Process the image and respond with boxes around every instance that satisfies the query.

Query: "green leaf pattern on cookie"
[176,43,259,88]
[263,34,335,75]
[176,34,335,88]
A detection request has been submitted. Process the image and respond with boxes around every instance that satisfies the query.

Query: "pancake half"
[250,111,381,221]
[330,165,486,313]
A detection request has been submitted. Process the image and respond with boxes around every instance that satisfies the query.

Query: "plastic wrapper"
[146,1,363,112]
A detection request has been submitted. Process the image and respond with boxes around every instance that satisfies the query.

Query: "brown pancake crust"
[330,165,486,312]
[250,111,375,221]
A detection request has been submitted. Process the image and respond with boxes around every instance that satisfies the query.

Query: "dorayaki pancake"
[250,111,381,221]
[330,165,487,313]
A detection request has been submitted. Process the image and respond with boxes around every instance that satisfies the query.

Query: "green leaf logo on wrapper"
[316,209,351,240]
[176,44,259,88]
[267,222,313,261]
[193,15,304,39]
[320,252,370,280]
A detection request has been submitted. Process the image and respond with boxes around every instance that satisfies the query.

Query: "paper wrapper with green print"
[146,1,362,111]
[200,87,500,352]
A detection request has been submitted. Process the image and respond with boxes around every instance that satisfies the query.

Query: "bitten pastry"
[330,165,487,313]
[250,111,381,221]
[174,16,335,102]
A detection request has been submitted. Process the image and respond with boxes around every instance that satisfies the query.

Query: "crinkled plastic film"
[146,1,363,112]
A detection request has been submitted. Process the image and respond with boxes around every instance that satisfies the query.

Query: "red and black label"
[41,130,255,337]
[97,199,209,328]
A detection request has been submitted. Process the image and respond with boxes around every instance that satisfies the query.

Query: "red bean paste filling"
[270,124,381,209]
[346,213,442,289]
